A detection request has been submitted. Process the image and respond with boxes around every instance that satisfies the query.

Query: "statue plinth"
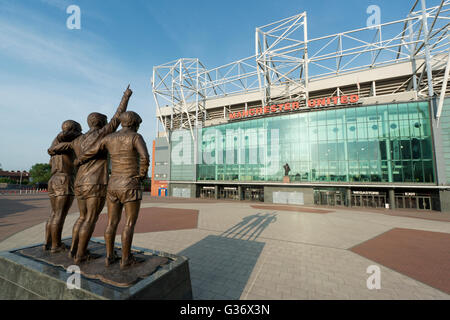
[283,176,290,183]
[0,238,192,300]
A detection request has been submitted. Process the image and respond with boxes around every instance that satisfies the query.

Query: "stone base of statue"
[283,176,290,183]
[0,238,192,300]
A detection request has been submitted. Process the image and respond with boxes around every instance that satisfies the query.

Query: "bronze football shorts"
[107,189,142,204]
[74,184,107,200]
[48,173,74,198]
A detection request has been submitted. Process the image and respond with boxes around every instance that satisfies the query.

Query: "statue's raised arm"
[99,85,133,135]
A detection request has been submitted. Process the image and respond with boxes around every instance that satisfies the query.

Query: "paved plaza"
[0,194,449,300]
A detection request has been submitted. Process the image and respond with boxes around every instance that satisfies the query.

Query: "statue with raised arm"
[283,163,291,177]
[44,120,82,252]
[48,85,132,264]
[76,111,149,269]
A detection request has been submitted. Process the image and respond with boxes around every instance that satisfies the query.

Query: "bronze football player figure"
[45,120,82,252]
[76,111,149,269]
[283,163,291,176]
[48,86,132,264]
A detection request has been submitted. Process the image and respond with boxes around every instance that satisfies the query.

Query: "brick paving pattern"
[351,228,450,294]
[92,207,199,237]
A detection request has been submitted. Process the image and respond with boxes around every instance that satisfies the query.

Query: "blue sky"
[0,0,426,171]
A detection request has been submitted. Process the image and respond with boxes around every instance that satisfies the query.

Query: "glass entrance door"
[314,190,345,206]
[351,193,386,208]
[335,193,343,206]
[200,188,215,199]
[220,188,238,200]
[244,188,264,202]
[418,197,431,210]
[395,194,432,210]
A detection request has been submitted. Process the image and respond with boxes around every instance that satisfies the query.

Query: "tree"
[29,163,51,183]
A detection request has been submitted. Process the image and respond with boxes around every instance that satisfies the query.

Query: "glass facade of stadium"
[167,99,448,211]
[195,101,434,184]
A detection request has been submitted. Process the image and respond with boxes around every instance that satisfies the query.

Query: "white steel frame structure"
[152,0,450,140]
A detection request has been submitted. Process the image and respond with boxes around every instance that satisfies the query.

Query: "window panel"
[411,138,421,159]
[368,123,379,139]
[309,126,318,142]
[357,122,368,140]
[410,119,422,138]
[392,161,403,182]
[377,105,388,121]
[309,112,318,124]
[317,111,327,126]
[347,122,357,140]
[318,143,329,162]
[329,161,338,179]
[421,137,433,159]
[369,160,382,182]
[328,143,338,161]
[388,104,399,122]
[327,125,339,141]
[326,110,337,126]
[397,103,409,121]
[358,141,369,161]
[338,161,348,181]
[413,161,424,182]
[399,120,410,137]
[337,141,346,161]
[389,121,399,138]
[345,107,356,120]
[423,160,434,182]
[381,160,390,182]
[318,125,328,141]
[417,102,430,118]
[407,103,420,119]
[348,140,359,160]
[356,107,367,122]
[400,140,411,160]
[348,161,360,181]
[359,160,370,182]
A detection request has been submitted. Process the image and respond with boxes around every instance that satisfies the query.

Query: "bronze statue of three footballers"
[46,85,150,270]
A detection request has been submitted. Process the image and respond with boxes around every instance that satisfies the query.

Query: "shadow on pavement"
[221,213,277,241]
[0,198,38,217]
[177,213,277,299]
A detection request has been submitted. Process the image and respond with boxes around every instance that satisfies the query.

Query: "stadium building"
[151,0,450,212]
